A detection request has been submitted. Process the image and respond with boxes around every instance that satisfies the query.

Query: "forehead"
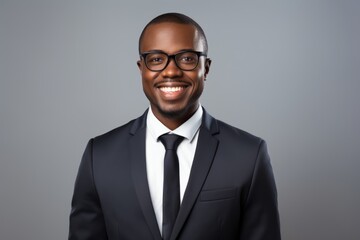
[140,22,203,53]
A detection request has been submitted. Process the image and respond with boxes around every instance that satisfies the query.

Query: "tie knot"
[159,134,184,150]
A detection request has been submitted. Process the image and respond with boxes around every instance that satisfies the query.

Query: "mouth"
[156,82,189,100]
[159,86,186,93]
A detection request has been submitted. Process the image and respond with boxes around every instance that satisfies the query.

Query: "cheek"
[188,73,205,95]
[191,71,206,85]
[197,71,205,80]
[142,71,159,84]
[194,61,207,79]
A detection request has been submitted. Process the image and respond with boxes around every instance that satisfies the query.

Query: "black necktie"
[159,134,184,240]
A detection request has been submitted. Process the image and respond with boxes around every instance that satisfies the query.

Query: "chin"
[157,102,197,120]
[158,107,186,119]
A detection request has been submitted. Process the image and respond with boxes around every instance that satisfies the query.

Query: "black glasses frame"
[140,50,207,72]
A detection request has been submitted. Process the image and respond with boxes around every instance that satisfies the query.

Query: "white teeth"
[160,87,184,93]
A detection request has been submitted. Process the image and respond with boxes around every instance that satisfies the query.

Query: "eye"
[183,56,195,62]
[178,53,197,64]
[146,54,166,65]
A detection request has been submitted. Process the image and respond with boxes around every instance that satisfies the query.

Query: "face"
[137,22,211,126]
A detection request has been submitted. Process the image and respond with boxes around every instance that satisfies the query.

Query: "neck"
[151,104,199,130]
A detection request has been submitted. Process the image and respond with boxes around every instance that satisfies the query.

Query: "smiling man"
[138,21,209,130]
[69,13,281,240]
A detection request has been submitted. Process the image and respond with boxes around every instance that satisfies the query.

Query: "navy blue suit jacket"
[69,109,281,240]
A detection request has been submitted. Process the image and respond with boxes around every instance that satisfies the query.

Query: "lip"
[155,81,190,100]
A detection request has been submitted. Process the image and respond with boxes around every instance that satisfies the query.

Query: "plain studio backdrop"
[1,0,359,239]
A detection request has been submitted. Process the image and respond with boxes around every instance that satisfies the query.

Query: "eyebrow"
[141,49,198,54]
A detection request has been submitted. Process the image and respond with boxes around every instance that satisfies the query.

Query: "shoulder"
[201,108,266,155]
[216,119,263,144]
[91,110,148,146]
[95,120,133,140]
[203,109,264,149]
[216,119,265,155]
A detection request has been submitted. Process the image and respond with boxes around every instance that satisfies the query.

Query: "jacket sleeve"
[69,139,108,240]
[238,140,281,240]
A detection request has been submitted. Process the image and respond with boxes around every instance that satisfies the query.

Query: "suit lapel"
[171,110,219,240]
[130,110,162,240]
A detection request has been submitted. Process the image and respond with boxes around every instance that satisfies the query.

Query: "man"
[69,13,281,240]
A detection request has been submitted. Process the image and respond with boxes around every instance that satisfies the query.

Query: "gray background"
[1,0,359,239]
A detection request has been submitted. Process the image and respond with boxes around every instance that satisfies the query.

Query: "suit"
[69,108,281,240]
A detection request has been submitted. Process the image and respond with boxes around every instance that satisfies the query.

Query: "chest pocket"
[199,188,236,202]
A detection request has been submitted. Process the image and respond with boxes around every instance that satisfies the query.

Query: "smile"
[159,86,185,93]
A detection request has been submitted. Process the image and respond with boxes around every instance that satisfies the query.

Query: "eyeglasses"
[140,50,207,72]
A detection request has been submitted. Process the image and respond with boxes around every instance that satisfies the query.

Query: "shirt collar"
[147,105,203,143]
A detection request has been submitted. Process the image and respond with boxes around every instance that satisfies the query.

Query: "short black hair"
[138,13,208,55]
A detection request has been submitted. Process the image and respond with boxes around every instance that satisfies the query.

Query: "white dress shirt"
[145,105,203,233]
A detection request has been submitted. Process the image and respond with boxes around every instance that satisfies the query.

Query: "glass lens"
[175,52,199,70]
[145,53,168,71]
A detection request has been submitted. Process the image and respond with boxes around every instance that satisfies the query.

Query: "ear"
[137,60,143,73]
[204,58,212,80]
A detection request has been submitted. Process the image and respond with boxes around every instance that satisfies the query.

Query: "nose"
[161,57,182,78]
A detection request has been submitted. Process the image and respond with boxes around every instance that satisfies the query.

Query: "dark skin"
[137,22,211,130]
